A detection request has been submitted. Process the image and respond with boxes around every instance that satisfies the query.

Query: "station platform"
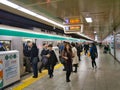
[6,48,120,90]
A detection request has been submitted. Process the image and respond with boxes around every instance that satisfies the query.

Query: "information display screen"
[64,26,82,32]
[65,18,81,24]
[64,17,83,33]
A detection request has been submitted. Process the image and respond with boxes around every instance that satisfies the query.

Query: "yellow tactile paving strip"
[13,64,63,90]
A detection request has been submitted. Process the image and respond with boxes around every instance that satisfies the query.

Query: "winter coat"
[47,50,58,66]
[30,45,39,61]
[90,45,98,58]
[72,47,79,64]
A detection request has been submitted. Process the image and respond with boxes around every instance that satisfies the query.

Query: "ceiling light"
[94,31,96,34]
[0,0,64,28]
[85,17,92,23]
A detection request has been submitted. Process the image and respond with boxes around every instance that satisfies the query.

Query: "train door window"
[0,40,11,51]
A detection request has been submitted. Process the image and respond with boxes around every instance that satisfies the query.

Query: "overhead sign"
[65,18,81,25]
[65,26,81,32]
[64,25,83,33]
[64,17,83,33]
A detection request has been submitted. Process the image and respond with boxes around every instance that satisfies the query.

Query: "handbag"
[60,57,66,64]
[95,53,98,58]
[87,52,90,57]
[41,56,48,65]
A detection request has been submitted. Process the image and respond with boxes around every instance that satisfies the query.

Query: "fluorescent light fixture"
[0,0,64,28]
[94,31,96,34]
[95,35,98,41]
[0,0,20,9]
[85,17,92,23]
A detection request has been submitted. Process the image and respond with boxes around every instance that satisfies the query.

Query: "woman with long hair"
[62,43,73,82]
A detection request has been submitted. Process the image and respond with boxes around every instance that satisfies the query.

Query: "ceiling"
[0,10,64,34]
[1,0,120,40]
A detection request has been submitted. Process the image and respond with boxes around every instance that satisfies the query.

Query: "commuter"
[47,44,58,78]
[76,43,83,61]
[62,43,73,82]
[39,43,48,73]
[104,44,110,54]
[90,43,98,69]
[28,41,39,78]
[107,44,111,53]
[23,41,31,73]
[84,43,89,55]
[71,43,79,73]
[59,42,66,71]
[0,42,7,51]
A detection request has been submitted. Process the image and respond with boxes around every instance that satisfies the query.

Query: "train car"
[0,25,85,76]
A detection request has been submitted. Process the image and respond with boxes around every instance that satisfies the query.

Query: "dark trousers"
[77,54,81,61]
[32,57,38,77]
[85,50,88,55]
[48,65,54,76]
[73,64,78,72]
[66,70,72,81]
[24,56,31,72]
[66,63,72,81]
[39,62,44,72]
[91,57,96,68]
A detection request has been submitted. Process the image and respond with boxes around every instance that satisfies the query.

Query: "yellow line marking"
[13,64,63,90]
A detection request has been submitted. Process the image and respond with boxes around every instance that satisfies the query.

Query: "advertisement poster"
[0,60,3,88]
[0,50,20,88]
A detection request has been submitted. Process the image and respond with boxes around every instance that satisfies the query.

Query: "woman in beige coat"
[71,43,79,73]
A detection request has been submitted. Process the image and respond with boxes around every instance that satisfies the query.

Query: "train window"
[0,40,11,51]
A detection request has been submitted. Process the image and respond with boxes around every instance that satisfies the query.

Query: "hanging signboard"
[0,50,20,89]
[64,17,83,33]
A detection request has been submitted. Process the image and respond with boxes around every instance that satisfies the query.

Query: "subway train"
[0,25,86,76]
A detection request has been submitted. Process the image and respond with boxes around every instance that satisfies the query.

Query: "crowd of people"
[23,41,58,78]
[0,40,111,82]
[23,41,98,82]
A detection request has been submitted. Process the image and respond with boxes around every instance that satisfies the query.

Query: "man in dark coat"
[39,43,48,73]
[76,43,83,61]
[28,41,39,78]
[84,43,89,55]
[23,42,31,73]
[47,44,58,78]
